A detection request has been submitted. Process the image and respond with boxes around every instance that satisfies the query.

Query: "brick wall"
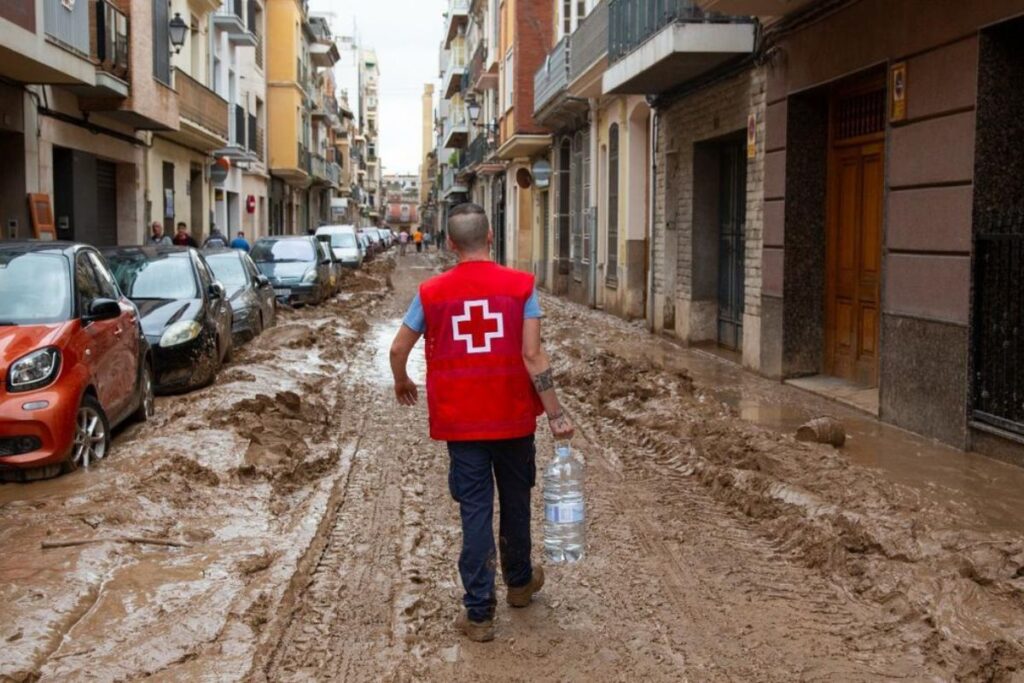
[512,0,552,135]
[653,66,766,322]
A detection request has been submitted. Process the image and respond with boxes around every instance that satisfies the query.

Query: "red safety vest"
[419,260,543,441]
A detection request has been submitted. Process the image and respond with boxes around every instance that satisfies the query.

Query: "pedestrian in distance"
[147,222,172,246]
[172,222,198,248]
[423,231,434,251]
[230,230,251,252]
[204,226,228,249]
[413,227,424,253]
[390,202,575,643]
[398,229,409,257]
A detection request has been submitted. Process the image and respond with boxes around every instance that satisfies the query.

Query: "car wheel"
[132,362,155,423]
[66,394,110,471]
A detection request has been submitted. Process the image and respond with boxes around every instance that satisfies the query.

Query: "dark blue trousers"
[447,435,536,622]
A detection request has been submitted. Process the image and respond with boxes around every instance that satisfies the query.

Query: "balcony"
[172,69,229,151]
[443,110,469,149]
[468,39,498,92]
[66,0,130,100]
[460,133,495,173]
[247,114,264,161]
[442,165,468,199]
[534,36,588,129]
[219,103,253,160]
[310,154,329,185]
[443,42,467,99]
[214,0,257,46]
[695,0,816,16]
[443,0,470,48]
[275,141,311,184]
[569,0,609,97]
[603,0,756,95]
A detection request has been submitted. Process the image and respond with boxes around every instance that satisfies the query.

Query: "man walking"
[230,231,251,252]
[390,203,574,642]
[398,229,409,256]
[413,227,423,253]
[147,222,172,246]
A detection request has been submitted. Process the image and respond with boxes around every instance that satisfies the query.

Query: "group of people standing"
[147,221,251,252]
[398,227,436,256]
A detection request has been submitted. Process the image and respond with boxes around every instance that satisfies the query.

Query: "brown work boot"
[455,612,495,642]
[506,566,545,608]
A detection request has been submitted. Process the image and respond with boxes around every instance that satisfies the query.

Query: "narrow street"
[1,253,1021,682]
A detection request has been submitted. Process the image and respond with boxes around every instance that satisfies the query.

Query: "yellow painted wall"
[266,0,302,170]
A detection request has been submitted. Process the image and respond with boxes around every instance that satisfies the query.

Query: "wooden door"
[825,85,885,387]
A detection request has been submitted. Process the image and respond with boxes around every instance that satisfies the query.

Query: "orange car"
[0,242,154,480]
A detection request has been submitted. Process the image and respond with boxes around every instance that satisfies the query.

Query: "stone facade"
[653,66,766,370]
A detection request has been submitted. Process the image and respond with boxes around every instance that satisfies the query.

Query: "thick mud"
[2,252,1023,682]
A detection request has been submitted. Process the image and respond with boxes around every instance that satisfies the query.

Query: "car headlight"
[160,320,202,347]
[302,269,318,284]
[8,347,62,392]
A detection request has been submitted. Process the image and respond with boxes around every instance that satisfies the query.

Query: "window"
[503,50,514,111]
[607,124,619,283]
[153,0,171,84]
[560,0,589,36]
[557,139,571,264]
[562,0,571,35]
[87,252,120,299]
[571,132,583,271]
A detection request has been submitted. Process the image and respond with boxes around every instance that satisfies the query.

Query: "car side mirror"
[321,258,332,266]
[256,274,270,287]
[209,282,225,299]
[83,298,121,322]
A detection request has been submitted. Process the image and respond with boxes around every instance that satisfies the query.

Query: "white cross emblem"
[452,299,504,354]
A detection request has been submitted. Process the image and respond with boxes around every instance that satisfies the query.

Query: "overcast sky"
[309,0,445,175]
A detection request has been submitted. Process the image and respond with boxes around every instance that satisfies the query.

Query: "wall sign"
[889,62,907,123]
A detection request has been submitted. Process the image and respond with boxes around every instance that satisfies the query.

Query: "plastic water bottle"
[543,443,585,563]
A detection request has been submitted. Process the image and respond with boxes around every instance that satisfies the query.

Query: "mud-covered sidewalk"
[2,253,1024,682]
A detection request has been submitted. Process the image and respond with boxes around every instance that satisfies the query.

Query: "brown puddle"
[605,333,1024,535]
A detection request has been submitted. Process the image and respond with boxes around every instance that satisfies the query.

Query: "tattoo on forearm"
[532,369,555,393]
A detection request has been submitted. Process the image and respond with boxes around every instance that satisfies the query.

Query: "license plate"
[274,288,291,297]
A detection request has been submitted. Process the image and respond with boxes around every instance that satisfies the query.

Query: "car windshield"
[252,239,315,263]
[205,252,248,296]
[0,251,71,324]
[328,232,357,248]
[105,252,198,299]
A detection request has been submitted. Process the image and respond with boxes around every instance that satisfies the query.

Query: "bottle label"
[545,501,584,524]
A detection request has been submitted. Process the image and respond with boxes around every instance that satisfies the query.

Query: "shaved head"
[447,203,489,252]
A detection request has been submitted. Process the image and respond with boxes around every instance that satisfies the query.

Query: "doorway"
[190,164,203,238]
[493,175,506,265]
[716,141,746,350]
[824,82,885,387]
[539,189,549,286]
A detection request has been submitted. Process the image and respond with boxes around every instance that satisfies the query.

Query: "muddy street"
[1,253,1023,682]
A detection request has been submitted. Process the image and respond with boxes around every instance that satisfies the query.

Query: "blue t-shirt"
[403,289,542,334]
[230,237,251,252]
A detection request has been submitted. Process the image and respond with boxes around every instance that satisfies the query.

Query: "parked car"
[315,238,343,296]
[361,228,383,256]
[203,248,277,344]
[315,225,362,269]
[0,242,154,479]
[250,236,332,306]
[357,232,374,262]
[101,246,233,394]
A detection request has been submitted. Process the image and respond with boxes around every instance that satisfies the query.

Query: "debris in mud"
[219,368,257,384]
[795,416,846,447]
[238,550,275,575]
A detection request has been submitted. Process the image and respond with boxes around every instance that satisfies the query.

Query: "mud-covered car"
[0,242,155,479]
[203,248,277,344]
[101,246,233,394]
[251,236,331,306]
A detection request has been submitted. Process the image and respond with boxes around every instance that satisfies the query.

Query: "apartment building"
[384,173,420,233]
[0,0,177,245]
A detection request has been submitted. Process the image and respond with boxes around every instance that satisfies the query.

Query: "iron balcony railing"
[460,133,493,170]
[298,143,310,172]
[570,0,609,82]
[468,38,486,90]
[176,69,229,139]
[255,33,264,69]
[311,153,327,180]
[95,0,130,79]
[247,0,257,32]
[44,0,90,56]
[607,0,750,64]
[534,36,570,114]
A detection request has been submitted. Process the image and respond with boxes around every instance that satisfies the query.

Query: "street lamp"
[467,99,482,125]
[169,13,188,54]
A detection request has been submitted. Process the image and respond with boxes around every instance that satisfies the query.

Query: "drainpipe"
[588,100,599,308]
[646,103,659,332]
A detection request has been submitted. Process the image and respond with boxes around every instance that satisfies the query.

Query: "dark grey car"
[251,236,332,306]
[203,248,277,344]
